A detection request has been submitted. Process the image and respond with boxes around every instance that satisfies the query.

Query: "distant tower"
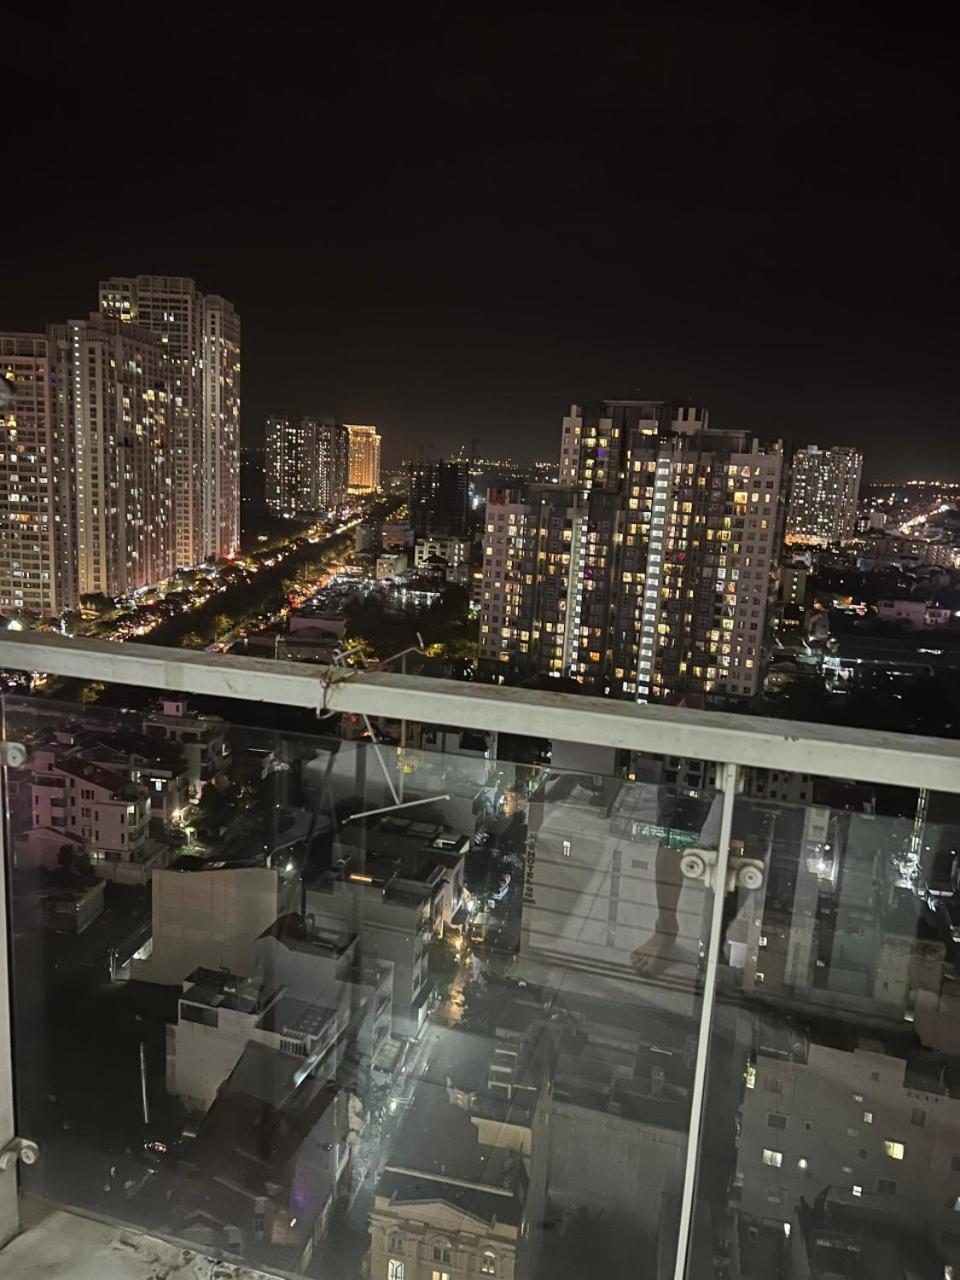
[48,313,177,600]
[408,459,470,537]
[265,418,349,516]
[99,276,241,563]
[786,445,863,546]
[0,334,62,615]
[345,425,381,494]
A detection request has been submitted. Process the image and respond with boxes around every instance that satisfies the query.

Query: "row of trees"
[142,532,358,649]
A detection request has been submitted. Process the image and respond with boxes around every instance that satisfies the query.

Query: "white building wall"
[546,1101,685,1230]
[143,867,300,984]
[167,1003,260,1112]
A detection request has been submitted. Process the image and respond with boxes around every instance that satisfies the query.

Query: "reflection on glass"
[3,694,723,1278]
[694,787,960,1280]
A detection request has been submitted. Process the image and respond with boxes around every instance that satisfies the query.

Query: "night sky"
[5,9,957,476]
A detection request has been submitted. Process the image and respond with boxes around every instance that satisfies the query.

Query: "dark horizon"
[5,9,957,480]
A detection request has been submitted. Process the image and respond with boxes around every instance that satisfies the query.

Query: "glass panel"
[691,781,960,1279]
[2,690,725,1277]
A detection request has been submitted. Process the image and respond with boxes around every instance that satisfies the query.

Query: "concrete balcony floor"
[0,1203,280,1280]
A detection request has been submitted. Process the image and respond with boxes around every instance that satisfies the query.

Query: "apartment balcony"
[0,632,957,1280]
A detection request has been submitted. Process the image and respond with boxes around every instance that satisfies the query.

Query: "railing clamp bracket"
[0,1137,39,1171]
[0,742,26,769]
[678,846,765,893]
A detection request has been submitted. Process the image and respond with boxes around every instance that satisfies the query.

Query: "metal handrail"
[0,631,958,792]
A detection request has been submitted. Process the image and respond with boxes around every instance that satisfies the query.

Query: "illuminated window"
[762,1148,782,1167]
[884,1140,905,1160]
[388,1262,405,1280]
[480,1252,497,1276]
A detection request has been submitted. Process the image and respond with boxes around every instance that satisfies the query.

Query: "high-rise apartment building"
[407,458,469,537]
[785,444,862,546]
[321,419,350,510]
[99,277,240,564]
[559,399,710,489]
[202,295,241,558]
[0,335,61,615]
[265,417,348,516]
[48,314,176,601]
[480,401,785,704]
[346,424,381,494]
[266,417,304,516]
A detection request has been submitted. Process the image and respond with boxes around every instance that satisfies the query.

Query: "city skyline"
[0,276,241,612]
[1,11,960,1280]
[4,12,957,479]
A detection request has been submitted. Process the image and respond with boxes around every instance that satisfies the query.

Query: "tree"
[181,632,206,650]
[459,977,500,1034]
[57,844,93,880]
[60,609,85,635]
[195,780,240,837]
[440,636,478,662]
[342,636,377,665]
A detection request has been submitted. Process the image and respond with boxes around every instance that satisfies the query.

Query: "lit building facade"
[48,314,176,601]
[99,276,241,563]
[346,424,381,493]
[785,444,862,546]
[480,401,785,703]
[0,334,61,615]
[202,295,241,559]
[265,417,349,517]
[413,536,472,569]
[478,486,538,671]
[265,416,301,515]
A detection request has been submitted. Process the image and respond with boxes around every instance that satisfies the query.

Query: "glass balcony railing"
[0,633,957,1280]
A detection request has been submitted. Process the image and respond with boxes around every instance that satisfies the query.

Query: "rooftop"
[257,912,355,956]
[256,993,338,1041]
[380,1093,527,1227]
[181,968,267,1016]
[51,756,139,797]
[334,813,467,884]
